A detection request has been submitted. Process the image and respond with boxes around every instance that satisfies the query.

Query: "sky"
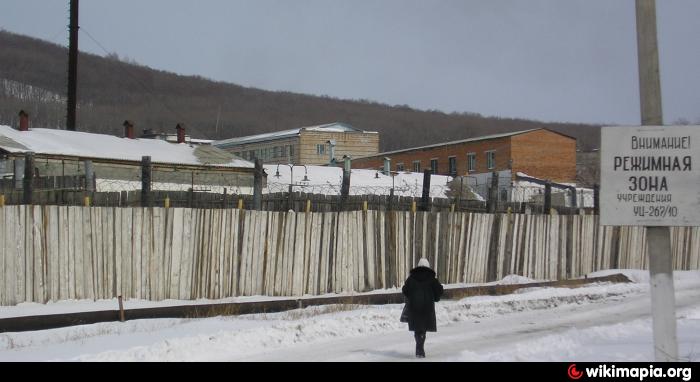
[0,0,699,126]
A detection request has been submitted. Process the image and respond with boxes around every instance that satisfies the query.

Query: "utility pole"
[635,0,678,362]
[67,0,79,131]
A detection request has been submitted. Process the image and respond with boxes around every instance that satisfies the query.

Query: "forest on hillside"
[0,30,601,152]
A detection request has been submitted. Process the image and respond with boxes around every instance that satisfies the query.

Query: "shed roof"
[355,128,574,159]
[215,122,376,148]
[0,125,253,168]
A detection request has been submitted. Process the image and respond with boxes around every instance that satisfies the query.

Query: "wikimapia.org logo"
[567,364,693,381]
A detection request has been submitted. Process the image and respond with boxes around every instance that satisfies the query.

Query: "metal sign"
[601,125,700,226]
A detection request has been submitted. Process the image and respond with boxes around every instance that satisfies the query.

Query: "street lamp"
[274,163,310,193]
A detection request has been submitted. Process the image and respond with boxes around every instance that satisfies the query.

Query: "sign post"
[601,126,700,362]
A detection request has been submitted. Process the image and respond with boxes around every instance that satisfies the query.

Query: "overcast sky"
[1,0,698,125]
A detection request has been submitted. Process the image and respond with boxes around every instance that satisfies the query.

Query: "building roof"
[214,122,376,148]
[0,125,253,168]
[355,128,573,159]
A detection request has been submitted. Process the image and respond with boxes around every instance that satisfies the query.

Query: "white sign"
[601,125,700,226]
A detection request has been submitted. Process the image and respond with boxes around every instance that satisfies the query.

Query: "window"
[430,159,438,174]
[396,163,405,172]
[248,150,255,160]
[448,156,457,176]
[412,161,421,173]
[316,144,326,155]
[273,146,280,158]
[486,151,496,169]
[467,153,476,172]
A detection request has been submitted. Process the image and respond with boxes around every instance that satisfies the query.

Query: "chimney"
[176,123,186,144]
[383,157,391,175]
[123,120,135,139]
[19,110,29,131]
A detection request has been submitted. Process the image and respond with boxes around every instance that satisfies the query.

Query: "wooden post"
[450,203,455,213]
[118,295,125,322]
[253,159,263,211]
[487,171,498,213]
[420,169,431,212]
[164,196,170,209]
[23,153,34,205]
[222,188,227,209]
[388,188,395,211]
[593,183,600,215]
[238,198,244,210]
[570,187,578,208]
[14,157,24,190]
[363,200,368,212]
[543,181,552,215]
[66,0,79,131]
[83,195,90,207]
[84,160,95,192]
[306,199,312,213]
[141,156,152,208]
[636,0,677,362]
[411,200,417,213]
[0,194,4,207]
[340,156,351,211]
[288,184,295,211]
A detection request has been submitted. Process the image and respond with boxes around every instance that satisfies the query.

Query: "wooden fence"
[0,205,698,305]
[0,188,586,215]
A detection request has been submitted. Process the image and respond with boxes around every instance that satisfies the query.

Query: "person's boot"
[415,332,426,358]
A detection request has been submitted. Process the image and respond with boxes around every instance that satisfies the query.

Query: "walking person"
[401,258,444,358]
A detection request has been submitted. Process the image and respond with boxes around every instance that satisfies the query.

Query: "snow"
[1,270,698,361]
[215,122,368,147]
[0,125,253,168]
[264,164,456,198]
[513,171,594,207]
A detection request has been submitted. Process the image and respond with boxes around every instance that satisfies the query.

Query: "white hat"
[417,258,430,268]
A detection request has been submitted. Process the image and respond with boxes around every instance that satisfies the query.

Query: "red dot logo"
[568,364,583,380]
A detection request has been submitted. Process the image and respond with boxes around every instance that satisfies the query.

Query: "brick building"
[214,122,379,166]
[352,129,576,183]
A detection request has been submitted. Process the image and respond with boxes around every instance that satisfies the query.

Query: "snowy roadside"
[0,269,697,361]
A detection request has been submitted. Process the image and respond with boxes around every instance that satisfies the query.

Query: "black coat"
[401,266,444,332]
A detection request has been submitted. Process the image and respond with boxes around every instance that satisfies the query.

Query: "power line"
[78,27,208,138]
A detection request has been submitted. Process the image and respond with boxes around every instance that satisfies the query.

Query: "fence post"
[141,156,152,208]
[306,199,312,213]
[238,198,244,210]
[164,196,170,209]
[340,156,351,211]
[222,188,227,209]
[420,169,431,212]
[84,160,95,192]
[13,157,25,190]
[543,181,552,214]
[253,159,263,211]
[570,187,578,209]
[23,153,34,205]
[388,188,395,211]
[593,183,600,215]
[487,171,498,213]
[0,194,4,207]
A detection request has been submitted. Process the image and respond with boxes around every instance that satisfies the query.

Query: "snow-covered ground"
[264,164,456,198]
[0,270,698,362]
